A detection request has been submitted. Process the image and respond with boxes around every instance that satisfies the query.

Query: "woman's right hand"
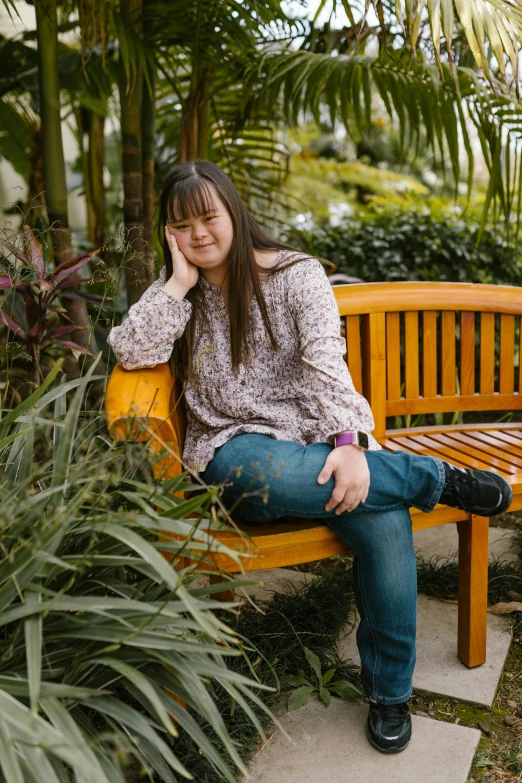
[164,226,200,294]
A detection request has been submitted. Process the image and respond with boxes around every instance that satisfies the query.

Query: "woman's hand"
[317,444,370,514]
[164,226,200,293]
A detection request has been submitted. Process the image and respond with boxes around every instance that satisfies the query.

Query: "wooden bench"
[105,280,522,670]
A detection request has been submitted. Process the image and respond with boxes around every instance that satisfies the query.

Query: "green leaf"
[327,680,361,702]
[80,696,193,780]
[322,669,336,685]
[304,647,322,684]
[319,687,331,707]
[0,690,93,772]
[24,591,42,713]
[51,359,100,505]
[0,359,64,440]
[91,657,178,737]
[281,674,312,687]
[20,745,65,783]
[287,686,316,712]
[0,713,24,783]
[41,698,113,783]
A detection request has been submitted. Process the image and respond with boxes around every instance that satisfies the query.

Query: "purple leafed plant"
[0,227,110,386]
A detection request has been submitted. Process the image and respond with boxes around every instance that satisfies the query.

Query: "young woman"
[107,160,511,754]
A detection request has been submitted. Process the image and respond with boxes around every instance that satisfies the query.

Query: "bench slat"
[480,312,495,394]
[484,429,522,453]
[518,316,522,393]
[439,430,522,469]
[405,312,419,398]
[442,311,456,396]
[460,312,476,396]
[386,312,401,400]
[368,313,387,438]
[386,392,522,416]
[428,432,519,474]
[423,311,438,397]
[345,315,363,394]
[387,432,509,473]
[500,314,515,394]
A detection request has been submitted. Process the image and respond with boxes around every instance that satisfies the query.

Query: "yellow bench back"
[333,281,522,439]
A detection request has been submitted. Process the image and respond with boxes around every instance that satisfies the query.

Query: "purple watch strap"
[335,432,357,448]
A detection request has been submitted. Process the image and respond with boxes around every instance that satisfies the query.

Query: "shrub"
[292,211,522,285]
[0,358,279,782]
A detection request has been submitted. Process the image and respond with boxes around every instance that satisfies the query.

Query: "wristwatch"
[334,431,370,450]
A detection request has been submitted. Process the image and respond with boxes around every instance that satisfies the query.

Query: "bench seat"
[382,423,522,501]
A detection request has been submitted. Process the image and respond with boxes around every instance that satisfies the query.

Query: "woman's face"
[166,183,234,271]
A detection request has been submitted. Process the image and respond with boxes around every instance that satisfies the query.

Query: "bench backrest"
[333,281,522,439]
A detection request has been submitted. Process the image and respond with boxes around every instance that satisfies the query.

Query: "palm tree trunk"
[87,111,107,251]
[177,0,213,163]
[34,0,100,358]
[118,0,153,306]
[178,71,213,163]
[24,125,46,229]
[197,68,213,160]
[141,63,155,266]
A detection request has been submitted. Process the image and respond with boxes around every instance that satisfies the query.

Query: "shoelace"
[378,702,409,725]
[444,466,473,504]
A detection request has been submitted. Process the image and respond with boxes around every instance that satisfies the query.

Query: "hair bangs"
[167,176,218,224]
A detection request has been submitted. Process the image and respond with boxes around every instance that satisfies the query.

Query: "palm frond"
[327,0,522,90]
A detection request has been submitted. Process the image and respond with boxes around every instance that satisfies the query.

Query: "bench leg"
[209,573,236,603]
[457,514,488,668]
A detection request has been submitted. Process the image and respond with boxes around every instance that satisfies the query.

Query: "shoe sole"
[366,723,411,754]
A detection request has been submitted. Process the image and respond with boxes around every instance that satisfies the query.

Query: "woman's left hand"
[317,444,370,514]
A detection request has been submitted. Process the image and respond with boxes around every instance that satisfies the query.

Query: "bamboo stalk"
[118,0,154,305]
[141,62,155,265]
[34,0,101,359]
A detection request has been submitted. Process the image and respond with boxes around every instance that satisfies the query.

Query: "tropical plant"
[283,646,360,711]
[3,0,522,290]
[0,228,108,391]
[0,358,283,782]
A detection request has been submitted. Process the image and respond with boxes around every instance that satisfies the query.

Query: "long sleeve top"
[107,249,381,473]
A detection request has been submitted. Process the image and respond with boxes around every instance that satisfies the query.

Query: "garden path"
[236,524,517,783]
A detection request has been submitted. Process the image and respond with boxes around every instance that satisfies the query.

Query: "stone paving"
[245,700,481,783]
[413,524,518,563]
[339,594,512,707]
[238,522,518,783]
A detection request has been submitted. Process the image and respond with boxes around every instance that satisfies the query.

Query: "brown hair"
[158,160,324,383]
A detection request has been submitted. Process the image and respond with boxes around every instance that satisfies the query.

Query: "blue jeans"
[202,434,446,704]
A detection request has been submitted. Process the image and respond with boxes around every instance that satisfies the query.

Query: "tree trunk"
[177,69,213,163]
[197,68,213,160]
[141,63,155,267]
[118,0,154,306]
[87,111,107,251]
[178,94,199,164]
[24,125,47,229]
[34,0,101,360]
[177,0,213,164]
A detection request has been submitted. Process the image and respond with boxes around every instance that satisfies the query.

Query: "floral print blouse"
[107,249,380,473]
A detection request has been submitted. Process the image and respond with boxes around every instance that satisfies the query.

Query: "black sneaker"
[438,462,512,517]
[366,700,412,753]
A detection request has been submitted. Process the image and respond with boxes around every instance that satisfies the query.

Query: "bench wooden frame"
[105,280,522,670]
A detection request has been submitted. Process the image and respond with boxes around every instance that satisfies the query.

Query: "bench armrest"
[105,363,186,480]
